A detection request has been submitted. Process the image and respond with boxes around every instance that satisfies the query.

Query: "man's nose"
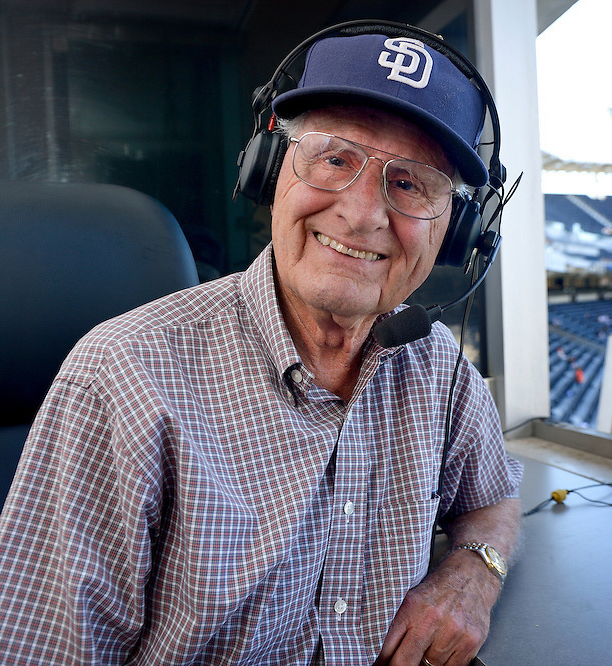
[339,158,390,231]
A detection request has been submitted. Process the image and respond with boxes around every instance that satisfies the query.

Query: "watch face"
[485,545,507,574]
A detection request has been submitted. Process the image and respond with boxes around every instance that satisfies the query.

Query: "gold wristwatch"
[455,542,507,583]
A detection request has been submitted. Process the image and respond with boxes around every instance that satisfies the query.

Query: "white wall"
[473,0,551,429]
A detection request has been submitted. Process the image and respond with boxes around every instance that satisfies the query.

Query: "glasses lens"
[292,132,452,220]
[384,160,452,220]
[292,133,366,191]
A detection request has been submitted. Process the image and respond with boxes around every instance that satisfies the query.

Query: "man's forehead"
[301,105,453,171]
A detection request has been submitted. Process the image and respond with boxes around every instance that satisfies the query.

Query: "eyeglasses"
[289,132,456,220]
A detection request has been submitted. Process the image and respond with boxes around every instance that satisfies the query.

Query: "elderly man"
[0,25,521,666]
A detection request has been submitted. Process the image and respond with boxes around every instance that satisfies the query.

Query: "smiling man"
[0,26,522,666]
[270,106,455,402]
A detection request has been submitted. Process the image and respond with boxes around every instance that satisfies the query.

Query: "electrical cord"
[421,167,518,568]
[502,417,548,437]
[428,257,479,566]
[522,481,612,516]
[427,174,520,565]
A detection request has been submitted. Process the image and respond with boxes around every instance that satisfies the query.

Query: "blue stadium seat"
[0,181,199,508]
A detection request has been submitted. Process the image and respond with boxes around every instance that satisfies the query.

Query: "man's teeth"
[315,233,381,261]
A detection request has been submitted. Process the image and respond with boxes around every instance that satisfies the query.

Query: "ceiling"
[537,0,579,33]
[67,0,580,34]
[3,0,580,35]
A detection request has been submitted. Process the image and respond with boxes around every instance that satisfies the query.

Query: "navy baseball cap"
[272,33,489,187]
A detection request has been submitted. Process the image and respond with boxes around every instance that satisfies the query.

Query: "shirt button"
[334,598,348,616]
[290,368,304,384]
[343,500,355,516]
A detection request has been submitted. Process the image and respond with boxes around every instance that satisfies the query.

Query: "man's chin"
[310,290,382,322]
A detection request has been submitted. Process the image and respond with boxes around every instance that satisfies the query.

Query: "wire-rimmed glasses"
[289,131,456,220]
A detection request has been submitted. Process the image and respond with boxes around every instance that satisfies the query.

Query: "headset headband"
[251,19,506,188]
[236,19,513,269]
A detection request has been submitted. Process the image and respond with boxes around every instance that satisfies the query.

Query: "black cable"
[425,168,521,564]
[571,489,612,507]
[522,498,554,517]
[426,171,520,566]
[523,481,612,516]
[502,417,545,437]
[429,257,479,566]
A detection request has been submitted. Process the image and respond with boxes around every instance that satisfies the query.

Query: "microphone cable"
[426,173,522,566]
[373,173,522,349]
[523,481,612,516]
[429,254,480,566]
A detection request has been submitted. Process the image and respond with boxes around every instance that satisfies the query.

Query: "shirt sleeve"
[437,352,523,521]
[0,375,155,664]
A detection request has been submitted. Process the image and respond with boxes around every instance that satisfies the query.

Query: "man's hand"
[373,549,499,665]
[373,498,521,666]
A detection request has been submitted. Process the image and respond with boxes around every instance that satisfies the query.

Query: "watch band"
[455,542,507,583]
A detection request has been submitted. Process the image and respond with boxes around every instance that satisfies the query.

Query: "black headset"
[235,18,507,269]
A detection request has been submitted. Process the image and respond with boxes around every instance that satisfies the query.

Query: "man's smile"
[315,232,384,262]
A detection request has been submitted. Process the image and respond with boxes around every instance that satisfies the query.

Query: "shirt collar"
[240,244,303,380]
[240,245,405,382]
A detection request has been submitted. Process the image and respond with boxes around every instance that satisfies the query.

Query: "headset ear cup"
[238,130,287,206]
[435,197,483,267]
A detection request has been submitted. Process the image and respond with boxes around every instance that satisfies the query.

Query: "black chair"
[0,181,199,508]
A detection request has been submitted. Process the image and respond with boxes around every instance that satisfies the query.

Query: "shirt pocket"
[378,495,441,614]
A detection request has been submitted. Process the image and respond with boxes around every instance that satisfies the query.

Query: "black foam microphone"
[373,232,500,348]
[374,304,442,347]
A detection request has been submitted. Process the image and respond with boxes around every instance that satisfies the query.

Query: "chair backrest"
[0,180,199,506]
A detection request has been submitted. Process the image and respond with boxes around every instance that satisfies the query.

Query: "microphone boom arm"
[373,231,501,347]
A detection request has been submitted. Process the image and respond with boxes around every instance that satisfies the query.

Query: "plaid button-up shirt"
[0,245,521,664]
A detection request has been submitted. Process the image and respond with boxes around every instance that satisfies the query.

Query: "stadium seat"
[0,181,199,508]
[548,300,612,429]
